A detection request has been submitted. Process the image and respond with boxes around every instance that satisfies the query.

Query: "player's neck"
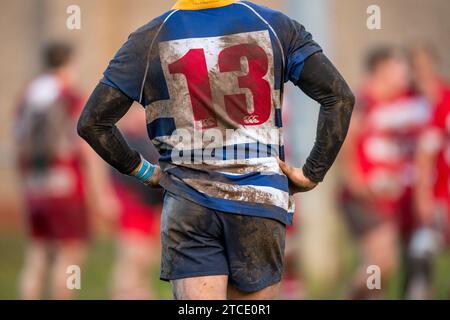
[173,0,238,10]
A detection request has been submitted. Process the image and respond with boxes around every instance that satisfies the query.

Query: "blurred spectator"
[407,44,450,299]
[339,47,429,299]
[111,105,164,300]
[14,43,118,300]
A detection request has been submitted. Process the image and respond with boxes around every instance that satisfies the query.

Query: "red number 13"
[168,44,272,129]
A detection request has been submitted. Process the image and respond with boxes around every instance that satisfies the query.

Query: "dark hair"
[43,42,73,70]
[365,46,401,73]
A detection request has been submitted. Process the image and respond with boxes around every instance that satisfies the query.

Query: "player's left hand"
[278,159,318,194]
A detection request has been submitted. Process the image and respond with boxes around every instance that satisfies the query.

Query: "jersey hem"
[160,175,294,226]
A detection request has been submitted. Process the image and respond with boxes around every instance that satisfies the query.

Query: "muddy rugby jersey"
[101,0,322,225]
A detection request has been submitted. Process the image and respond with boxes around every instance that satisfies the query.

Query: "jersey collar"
[172,0,238,10]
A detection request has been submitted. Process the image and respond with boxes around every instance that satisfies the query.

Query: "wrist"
[130,157,156,185]
[302,164,321,185]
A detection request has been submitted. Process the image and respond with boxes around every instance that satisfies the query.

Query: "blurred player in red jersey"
[406,45,450,299]
[340,47,429,299]
[111,106,164,300]
[14,43,118,300]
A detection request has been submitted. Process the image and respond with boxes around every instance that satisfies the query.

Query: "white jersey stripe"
[184,178,290,210]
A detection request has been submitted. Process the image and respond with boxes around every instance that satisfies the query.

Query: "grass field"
[0,233,448,300]
[0,233,173,300]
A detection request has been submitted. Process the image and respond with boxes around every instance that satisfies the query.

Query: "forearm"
[415,144,439,225]
[296,53,355,183]
[77,83,141,175]
[414,131,441,225]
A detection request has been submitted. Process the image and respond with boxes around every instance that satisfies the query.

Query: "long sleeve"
[77,83,141,175]
[295,52,355,183]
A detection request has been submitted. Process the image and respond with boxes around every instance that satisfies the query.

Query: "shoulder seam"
[139,10,180,105]
[235,1,285,66]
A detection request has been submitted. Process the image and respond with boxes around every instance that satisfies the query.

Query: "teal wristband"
[133,159,156,184]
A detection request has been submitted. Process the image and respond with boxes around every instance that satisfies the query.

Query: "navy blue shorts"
[160,192,286,293]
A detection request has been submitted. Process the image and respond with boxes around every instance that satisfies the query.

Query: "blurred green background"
[1,232,448,300]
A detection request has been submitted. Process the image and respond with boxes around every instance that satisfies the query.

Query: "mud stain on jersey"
[184,178,288,209]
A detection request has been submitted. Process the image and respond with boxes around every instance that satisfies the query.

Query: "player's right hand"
[278,159,318,194]
[131,158,164,188]
[144,165,164,188]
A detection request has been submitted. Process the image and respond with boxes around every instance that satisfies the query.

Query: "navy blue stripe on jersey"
[165,166,289,192]
[158,143,281,162]
[279,145,286,162]
[275,109,283,128]
[147,118,176,140]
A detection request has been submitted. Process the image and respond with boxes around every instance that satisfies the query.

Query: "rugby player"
[78,0,354,300]
[15,43,118,299]
[408,45,450,299]
[339,47,428,299]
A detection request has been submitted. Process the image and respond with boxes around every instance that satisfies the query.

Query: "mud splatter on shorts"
[160,191,286,293]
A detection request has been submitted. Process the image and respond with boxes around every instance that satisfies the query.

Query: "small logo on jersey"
[367,5,382,30]
[66,5,81,30]
[243,115,260,125]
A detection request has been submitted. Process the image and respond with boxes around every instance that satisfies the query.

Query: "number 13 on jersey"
[159,30,276,130]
